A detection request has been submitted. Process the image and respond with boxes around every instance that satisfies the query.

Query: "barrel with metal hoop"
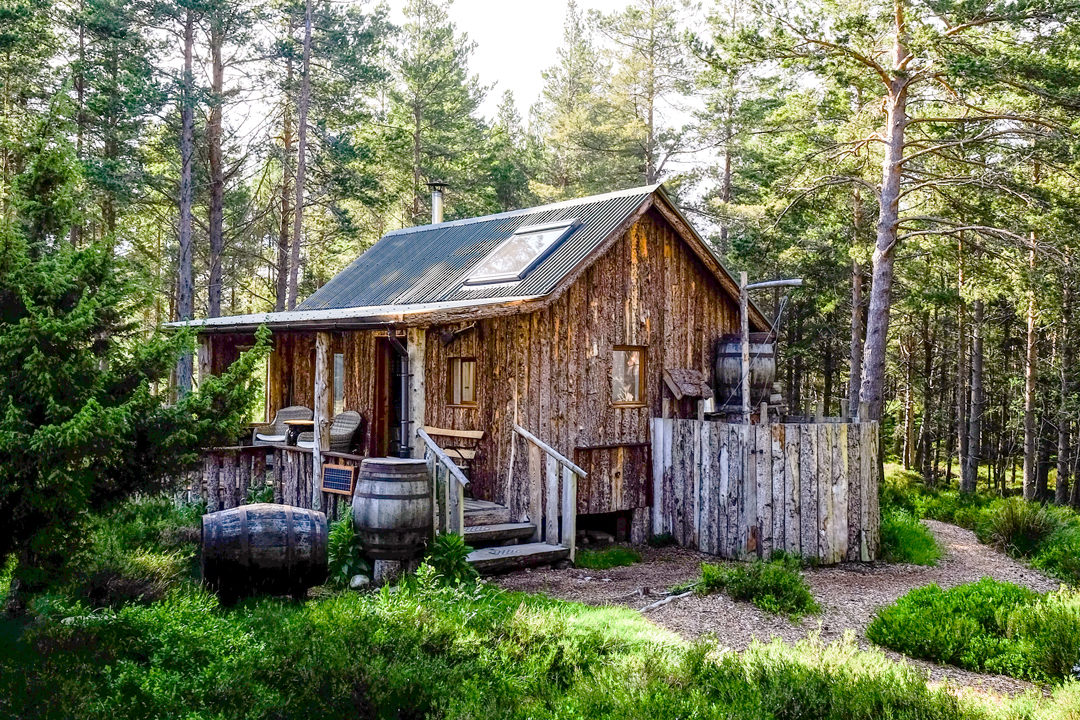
[714,332,777,409]
[201,503,328,600]
[352,457,433,560]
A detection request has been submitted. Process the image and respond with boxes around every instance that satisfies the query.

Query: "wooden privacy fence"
[651,418,880,563]
[180,445,364,521]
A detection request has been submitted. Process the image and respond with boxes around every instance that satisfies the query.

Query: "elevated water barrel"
[352,457,432,560]
[202,503,327,600]
[714,333,777,409]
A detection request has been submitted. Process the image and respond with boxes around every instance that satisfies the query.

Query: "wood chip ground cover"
[495,520,1060,698]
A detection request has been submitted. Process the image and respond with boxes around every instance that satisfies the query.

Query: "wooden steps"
[466,542,570,574]
[463,497,511,525]
[464,522,536,546]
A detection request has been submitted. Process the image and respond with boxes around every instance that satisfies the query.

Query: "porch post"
[407,327,426,458]
[312,331,332,510]
[197,334,212,387]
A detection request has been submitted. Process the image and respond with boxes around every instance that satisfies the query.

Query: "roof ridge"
[382,183,662,237]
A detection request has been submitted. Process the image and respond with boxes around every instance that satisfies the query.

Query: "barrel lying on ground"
[352,457,432,561]
[202,503,328,601]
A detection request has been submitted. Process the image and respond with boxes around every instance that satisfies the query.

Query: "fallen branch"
[640,591,693,613]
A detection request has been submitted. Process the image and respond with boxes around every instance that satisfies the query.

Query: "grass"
[682,553,821,619]
[879,508,943,565]
[4,494,1080,719]
[867,578,1080,684]
[881,465,1080,585]
[574,545,642,570]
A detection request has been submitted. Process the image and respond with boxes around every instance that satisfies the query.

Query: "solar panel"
[321,464,357,496]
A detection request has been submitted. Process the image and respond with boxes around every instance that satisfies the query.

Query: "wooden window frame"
[611,345,647,408]
[447,356,478,408]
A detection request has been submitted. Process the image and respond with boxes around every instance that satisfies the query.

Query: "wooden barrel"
[352,458,432,560]
[714,333,777,409]
[201,503,327,600]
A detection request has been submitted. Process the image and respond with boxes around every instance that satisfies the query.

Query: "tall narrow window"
[333,352,345,415]
[611,346,645,406]
[448,357,477,406]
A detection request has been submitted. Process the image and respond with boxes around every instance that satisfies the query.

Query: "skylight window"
[463,220,576,285]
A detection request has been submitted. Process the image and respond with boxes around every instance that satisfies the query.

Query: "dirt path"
[494,520,1060,697]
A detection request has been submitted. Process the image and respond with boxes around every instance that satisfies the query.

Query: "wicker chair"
[252,405,313,445]
[296,411,364,453]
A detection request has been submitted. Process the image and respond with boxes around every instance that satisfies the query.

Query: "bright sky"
[383,0,631,120]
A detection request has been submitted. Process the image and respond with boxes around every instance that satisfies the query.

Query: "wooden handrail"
[512,424,587,477]
[416,427,470,487]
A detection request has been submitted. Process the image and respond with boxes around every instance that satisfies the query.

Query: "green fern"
[426,533,478,585]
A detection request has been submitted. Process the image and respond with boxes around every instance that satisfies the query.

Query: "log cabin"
[181,184,770,564]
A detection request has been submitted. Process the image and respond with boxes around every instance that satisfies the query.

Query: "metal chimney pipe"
[427,181,448,224]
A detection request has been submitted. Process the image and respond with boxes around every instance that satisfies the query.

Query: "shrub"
[880,508,943,565]
[575,546,642,569]
[425,533,478,585]
[326,515,369,588]
[693,553,820,619]
[986,498,1060,557]
[1007,589,1080,681]
[868,578,1080,683]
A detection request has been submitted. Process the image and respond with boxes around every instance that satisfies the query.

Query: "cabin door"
[373,337,405,457]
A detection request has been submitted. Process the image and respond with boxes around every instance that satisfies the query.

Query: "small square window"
[612,346,645,406]
[448,357,477,406]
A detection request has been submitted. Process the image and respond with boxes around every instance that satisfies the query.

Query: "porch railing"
[180,445,363,521]
[513,424,585,561]
[417,427,469,535]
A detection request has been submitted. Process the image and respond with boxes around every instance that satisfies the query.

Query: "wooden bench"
[422,426,484,478]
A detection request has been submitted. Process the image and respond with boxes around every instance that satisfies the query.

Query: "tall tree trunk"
[859,0,910,422]
[1023,232,1039,500]
[848,188,865,413]
[175,9,196,395]
[275,21,294,313]
[287,0,312,310]
[1057,285,1073,504]
[823,342,834,418]
[956,241,970,489]
[207,18,225,318]
[963,299,983,492]
[902,334,914,469]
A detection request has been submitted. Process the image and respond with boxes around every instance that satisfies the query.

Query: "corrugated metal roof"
[298,184,659,311]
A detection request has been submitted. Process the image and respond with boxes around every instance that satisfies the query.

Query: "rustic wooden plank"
[834,423,849,563]
[222,452,238,509]
[691,418,702,549]
[784,424,800,555]
[651,418,664,535]
[860,423,871,561]
[756,422,772,558]
[545,455,559,545]
[799,424,817,559]
[561,465,577,561]
[727,424,742,556]
[662,418,675,537]
[771,424,785,554]
[717,427,730,557]
[846,420,861,561]
[238,451,251,505]
[528,442,542,539]
[698,422,712,553]
[741,424,755,558]
[272,448,283,504]
[817,424,832,562]
[868,422,880,559]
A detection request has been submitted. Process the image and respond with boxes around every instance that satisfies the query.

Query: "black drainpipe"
[387,330,410,458]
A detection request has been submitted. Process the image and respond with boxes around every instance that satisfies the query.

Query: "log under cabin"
[179,184,771,553]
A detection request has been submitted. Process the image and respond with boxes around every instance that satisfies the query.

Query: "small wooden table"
[284,419,314,446]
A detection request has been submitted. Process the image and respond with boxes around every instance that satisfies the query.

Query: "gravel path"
[494,520,1060,697]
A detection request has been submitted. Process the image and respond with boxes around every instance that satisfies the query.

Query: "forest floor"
[495,520,1060,699]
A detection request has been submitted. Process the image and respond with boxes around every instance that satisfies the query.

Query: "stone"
[350,574,371,590]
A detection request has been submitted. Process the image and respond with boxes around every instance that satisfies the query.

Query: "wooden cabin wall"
[424,208,741,521]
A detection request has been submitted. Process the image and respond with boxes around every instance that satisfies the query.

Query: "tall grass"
[879,508,943,565]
